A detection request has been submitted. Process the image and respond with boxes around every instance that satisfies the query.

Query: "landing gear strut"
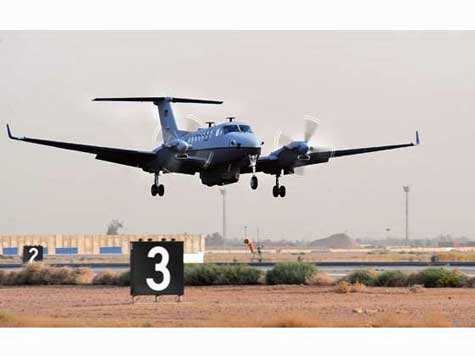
[249,154,258,190]
[273,174,286,198]
[151,172,165,197]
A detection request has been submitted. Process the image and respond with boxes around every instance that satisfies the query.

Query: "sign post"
[22,245,44,263]
[130,241,184,301]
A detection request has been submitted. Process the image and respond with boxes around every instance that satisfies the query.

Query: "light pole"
[403,186,410,245]
[219,189,226,246]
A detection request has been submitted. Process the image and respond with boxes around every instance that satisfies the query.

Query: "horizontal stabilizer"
[93,97,223,104]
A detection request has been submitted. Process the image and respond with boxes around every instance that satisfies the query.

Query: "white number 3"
[146,246,171,291]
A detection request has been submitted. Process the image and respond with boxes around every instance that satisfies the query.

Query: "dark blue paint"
[2,247,18,255]
[55,247,78,255]
[100,246,122,254]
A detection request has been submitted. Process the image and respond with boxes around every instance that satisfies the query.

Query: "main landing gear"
[151,172,165,197]
[272,174,286,198]
[249,154,258,190]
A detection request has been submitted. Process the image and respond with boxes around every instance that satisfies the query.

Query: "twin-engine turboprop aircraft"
[6,97,419,198]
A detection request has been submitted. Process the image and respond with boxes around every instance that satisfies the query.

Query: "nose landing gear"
[249,154,258,190]
[250,175,258,190]
[272,174,286,198]
[151,172,165,197]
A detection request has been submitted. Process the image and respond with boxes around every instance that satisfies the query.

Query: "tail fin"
[93,97,223,143]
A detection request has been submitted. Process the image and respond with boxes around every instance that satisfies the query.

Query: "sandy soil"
[1,285,475,327]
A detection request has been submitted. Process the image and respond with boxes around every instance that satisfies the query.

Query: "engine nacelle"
[167,138,190,153]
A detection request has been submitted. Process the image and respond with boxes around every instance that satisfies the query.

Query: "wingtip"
[415,130,420,145]
[6,123,12,139]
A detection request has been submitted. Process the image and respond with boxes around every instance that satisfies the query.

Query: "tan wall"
[0,234,204,255]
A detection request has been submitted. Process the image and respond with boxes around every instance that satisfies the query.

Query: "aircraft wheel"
[272,185,279,197]
[151,184,158,196]
[250,176,258,190]
[279,185,286,198]
[158,184,165,196]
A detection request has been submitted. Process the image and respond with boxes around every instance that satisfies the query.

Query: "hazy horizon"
[1,31,474,241]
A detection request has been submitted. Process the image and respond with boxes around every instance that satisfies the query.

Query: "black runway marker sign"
[130,241,184,296]
[22,245,44,263]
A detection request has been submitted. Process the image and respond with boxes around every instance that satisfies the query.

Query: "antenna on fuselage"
[206,121,215,127]
[227,117,236,122]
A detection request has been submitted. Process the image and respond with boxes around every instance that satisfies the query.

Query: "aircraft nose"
[239,133,261,148]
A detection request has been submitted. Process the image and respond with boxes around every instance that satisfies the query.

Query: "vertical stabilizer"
[154,98,179,143]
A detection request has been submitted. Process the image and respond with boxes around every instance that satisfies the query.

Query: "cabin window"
[239,125,253,133]
[223,125,240,134]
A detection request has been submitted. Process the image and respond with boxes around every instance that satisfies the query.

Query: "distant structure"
[0,234,204,262]
[403,186,410,244]
[106,219,124,235]
[309,233,360,249]
[220,189,227,244]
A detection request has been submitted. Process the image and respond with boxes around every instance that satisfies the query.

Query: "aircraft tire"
[279,185,286,198]
[272,185,279,197]
[250,176,258,190]
[158,184,165,196]
[151,184,158,196]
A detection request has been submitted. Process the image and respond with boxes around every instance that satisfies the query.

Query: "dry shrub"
[266,262,317,285]
[90,270,129,286]
[0,312,143,327]
[92,270,118,285]
[0,311,15,324]
[0,265,95,285]
[350,282,366,293]
[371,312,452,327]
[0,271,18,285]
[333,280,365,293]
[71,268,94,285]
[305,271,335,286]
[184,264,261,286]
[464,276,475,288]
[207,311,324,327]
[334,280,351,293]
[408,268,466,288]
[345,269,378,286]
[409,284,425,293]
[375,270,409,287]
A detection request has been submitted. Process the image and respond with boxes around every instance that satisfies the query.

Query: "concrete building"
[0,234,205,263]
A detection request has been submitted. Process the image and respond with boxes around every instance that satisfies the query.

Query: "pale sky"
[1,31,474,240]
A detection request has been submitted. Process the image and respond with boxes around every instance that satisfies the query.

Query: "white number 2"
[146,246,171,291]
[28,247,39,263]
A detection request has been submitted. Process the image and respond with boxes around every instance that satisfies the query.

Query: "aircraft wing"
[255,132,419,174]
[296,142,415,167]
[6,124,157,170]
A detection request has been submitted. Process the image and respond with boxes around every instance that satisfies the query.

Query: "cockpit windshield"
[221,124,254,135]
[222,125,240,134]
[239,125,253,133]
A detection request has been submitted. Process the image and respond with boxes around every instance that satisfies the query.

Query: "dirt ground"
[1,285,475,327]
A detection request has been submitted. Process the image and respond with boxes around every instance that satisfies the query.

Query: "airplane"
[6,97,420,198]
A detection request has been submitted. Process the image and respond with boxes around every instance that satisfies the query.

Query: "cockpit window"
[239,125,253,133]
[222,125,240,134]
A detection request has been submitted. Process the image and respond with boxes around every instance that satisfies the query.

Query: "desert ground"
[1,285,474,327]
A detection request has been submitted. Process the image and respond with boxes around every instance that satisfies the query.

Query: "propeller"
[273,115,331,177]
